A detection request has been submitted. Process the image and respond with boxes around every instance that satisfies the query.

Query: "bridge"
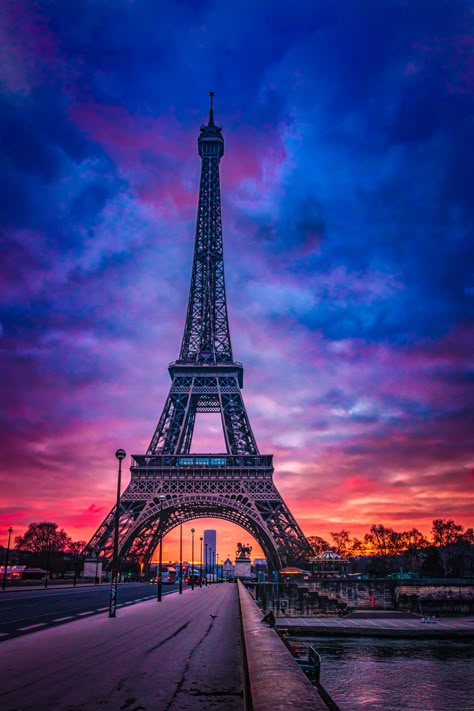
[0,582,329,710]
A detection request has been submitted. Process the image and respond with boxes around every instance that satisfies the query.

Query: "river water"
[291,637,474,711]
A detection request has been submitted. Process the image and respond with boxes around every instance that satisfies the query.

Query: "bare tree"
[15,522,73,576]
[432,518,466,577]
[431,519,464,546]
[67,540,87,555]
[364,524,403,557]
[307,535,330,555]
[399,528,430,573]
[330,529,351,556]
[349,537,366,556]
[15,522,72,554]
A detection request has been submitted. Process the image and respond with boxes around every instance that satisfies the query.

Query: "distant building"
[223,557,235,579]
[309,551,349,578]
[279,566,308,582]
[204,530,216,573]
[253,557,268,581]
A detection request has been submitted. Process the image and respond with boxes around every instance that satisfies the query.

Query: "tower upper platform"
[198,91,224,159]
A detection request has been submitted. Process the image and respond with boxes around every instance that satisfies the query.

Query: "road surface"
[0,582,244,710]
[0,582,179,640]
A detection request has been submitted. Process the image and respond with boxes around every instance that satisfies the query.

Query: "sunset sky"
[1,0,473,561]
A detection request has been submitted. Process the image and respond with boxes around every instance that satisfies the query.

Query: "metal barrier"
[295,644,321,684]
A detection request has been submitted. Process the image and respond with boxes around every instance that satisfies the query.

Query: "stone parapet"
[237,580,329,710]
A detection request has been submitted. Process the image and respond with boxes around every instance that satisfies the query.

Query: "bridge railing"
[295,644,321,684]
[237,580,330,710]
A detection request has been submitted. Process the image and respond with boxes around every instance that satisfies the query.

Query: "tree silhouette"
[330,529,351,556]
[431,519,464,546]
[432,518,467,577]
[15,522,72,553]
[15,522,73,575]
[307,535,330,555]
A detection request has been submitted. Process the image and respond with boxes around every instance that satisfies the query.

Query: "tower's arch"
[115,498,283,572]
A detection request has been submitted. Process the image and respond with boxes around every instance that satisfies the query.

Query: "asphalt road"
[0,583,243,710]
[0,582,180,640]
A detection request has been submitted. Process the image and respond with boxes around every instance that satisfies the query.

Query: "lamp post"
[2,526,13,591]
[217,553,219,582]
[109,448,126,618]
[191,528,195,591]
[157,494,166,602]
[44,546,50,588]
[199,536,203,588]
[73,551,78,587]
[205,542,208,586]
[179,521,183,595]
[95,552,99,585]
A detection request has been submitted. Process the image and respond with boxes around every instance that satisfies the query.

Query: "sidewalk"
[0,584,244,710]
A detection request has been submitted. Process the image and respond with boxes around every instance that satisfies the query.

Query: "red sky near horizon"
[1,1,473,558]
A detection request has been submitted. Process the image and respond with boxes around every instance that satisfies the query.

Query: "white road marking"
[18,623,47,631]
[0,632,10,636]
[96,607,108,611]
[77,611,94,616]
[52,616,74,622]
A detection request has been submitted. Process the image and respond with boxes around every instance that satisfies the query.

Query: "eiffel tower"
[85,95,312,571]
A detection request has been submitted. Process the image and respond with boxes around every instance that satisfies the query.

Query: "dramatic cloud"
[1,0,473,557]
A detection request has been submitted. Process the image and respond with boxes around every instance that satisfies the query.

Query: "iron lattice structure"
[85,96,313,571]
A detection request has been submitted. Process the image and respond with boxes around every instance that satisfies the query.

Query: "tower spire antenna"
[209,90,215,125]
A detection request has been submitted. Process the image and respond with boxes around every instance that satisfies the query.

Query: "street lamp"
[210,547,213,584]
[157,494,166,602]
[2,526,13,591]
[44,545,51,588]
[191,528,195,591]
[199,536,203,588]
[95,551,99,585]
[109,448,126,618]
[217,552,219,582]
[179,520,183,595]
[73,551,78,587]
[205,542,208,586]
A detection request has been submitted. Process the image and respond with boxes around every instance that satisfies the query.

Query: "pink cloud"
[68,103,287,218]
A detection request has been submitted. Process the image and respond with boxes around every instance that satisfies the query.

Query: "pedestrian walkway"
[276,613,474,638]
[0,584,244,710]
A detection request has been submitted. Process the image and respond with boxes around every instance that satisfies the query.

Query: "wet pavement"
[0,583,244,710]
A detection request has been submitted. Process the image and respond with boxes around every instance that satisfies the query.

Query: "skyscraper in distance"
[204,529,216,572]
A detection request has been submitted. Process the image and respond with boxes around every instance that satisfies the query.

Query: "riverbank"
[276,611,474,639]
